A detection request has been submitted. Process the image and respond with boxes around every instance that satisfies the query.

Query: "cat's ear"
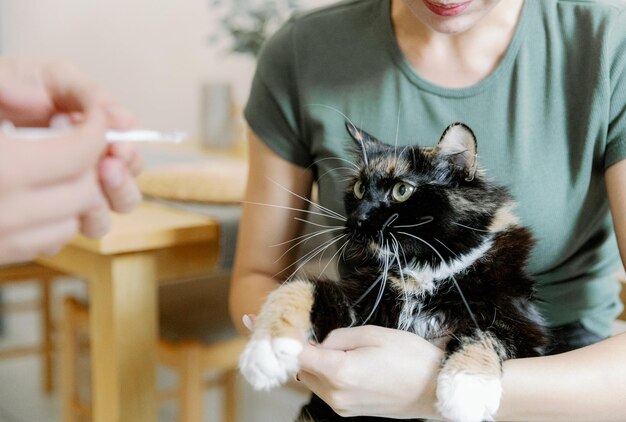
[345,122,381,165]
[436,123,478,181]
[345,122,382,147]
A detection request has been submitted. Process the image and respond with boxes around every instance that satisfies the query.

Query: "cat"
[239,122,549,422]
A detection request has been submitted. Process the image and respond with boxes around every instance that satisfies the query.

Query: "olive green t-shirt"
[244,0,626,337]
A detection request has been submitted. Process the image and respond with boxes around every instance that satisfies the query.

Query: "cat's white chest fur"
[397,300,451,346]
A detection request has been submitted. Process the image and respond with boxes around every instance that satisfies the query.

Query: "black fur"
[296,123,549,421]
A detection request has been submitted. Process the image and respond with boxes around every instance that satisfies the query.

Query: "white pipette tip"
[1,121,188,144]
[105,130,188,144]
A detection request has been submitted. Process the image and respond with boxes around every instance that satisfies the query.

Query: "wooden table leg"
[41,277,54,393]
[89,253,158,422]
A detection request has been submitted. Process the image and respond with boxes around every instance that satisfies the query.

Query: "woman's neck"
[391,0,525,88]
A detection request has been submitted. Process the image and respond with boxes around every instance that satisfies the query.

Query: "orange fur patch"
[488,202,520,233]
[255,279,315,341]
[442,331,505,378]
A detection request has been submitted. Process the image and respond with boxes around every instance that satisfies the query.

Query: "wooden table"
[37,202,220,422]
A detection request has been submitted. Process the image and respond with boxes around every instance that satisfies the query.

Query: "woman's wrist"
[497,334,626,421]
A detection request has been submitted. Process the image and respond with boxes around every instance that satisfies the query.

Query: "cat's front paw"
[436,371,502,422]
[239,337,303,391]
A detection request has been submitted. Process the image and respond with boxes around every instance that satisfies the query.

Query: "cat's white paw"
[239,337,303,391]
[436,371,502,422]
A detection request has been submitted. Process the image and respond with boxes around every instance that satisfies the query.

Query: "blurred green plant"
[208,0,305,57]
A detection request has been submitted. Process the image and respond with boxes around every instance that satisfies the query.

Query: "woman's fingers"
[298,326,393,375]
[299,342,347,375]
[0,217,80,265]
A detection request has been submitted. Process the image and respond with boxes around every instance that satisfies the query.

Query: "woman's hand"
[298,325,444,419]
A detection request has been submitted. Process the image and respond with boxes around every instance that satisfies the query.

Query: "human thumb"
[321,325,390,350]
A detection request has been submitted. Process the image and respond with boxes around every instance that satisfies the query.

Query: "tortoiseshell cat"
[239,122,549,422]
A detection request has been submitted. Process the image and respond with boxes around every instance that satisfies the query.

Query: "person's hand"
[84,142,143,237]
[298,325,444,419]
[0,58,142,265]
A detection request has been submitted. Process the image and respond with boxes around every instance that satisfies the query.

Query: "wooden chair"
[61,274,247,422]
[0,262,66,393]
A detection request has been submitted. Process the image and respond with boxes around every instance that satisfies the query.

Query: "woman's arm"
[229,128,314,333]
[497,333,626,421]
[496,158,626,420]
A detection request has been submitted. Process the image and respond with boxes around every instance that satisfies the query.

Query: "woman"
[230,0,626,419]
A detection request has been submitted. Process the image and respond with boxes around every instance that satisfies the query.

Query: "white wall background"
[0,0,331,136]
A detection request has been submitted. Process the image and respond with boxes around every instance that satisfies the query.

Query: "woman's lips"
[422,0,472,16]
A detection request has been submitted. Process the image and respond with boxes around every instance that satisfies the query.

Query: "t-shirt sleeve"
[244,18,312,168]
[604,9,626,170]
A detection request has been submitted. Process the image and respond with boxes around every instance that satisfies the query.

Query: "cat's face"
[342,122,501,266]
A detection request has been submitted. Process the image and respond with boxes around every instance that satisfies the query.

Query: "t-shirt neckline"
[378,0,533,98]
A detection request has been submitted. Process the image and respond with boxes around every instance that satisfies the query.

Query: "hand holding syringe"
[0,57,166,266]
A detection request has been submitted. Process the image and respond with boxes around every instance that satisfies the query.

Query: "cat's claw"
[239,337,303,391]
[436,372,502,422]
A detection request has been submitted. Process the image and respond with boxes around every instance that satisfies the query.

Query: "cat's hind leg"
[239,279,315,391]
[436,330,507,422]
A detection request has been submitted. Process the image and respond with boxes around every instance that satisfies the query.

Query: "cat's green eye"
[353,180,365,199]
[391,182,415,202]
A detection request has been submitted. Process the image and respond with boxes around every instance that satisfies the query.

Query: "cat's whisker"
[392,216,434,229]
[362,242,390,325]
[319,237,351,277]
[391,236,409,305]
[433,237,460,259]
[271,225,342,247]
[319,165,359,176]
[354,273,384,305]
[337,235,354,274]
[279,233,348,281]
[339,177,358,185]
[451,221,491,233]
[293,217,344,230]
[272,227,344,264]
[318,166,358,182]
[309,156,360,172]
[274,232,345,278]
[448,331,461,343]
[305,103,360,135]
[394,103,401,162]
[267,178,347,221]
[397,231,480,330]
[382,213,399,231]
[312,234,350,277]
[243,200,346,222]
[305,104,369,166]
[393,234,410,269]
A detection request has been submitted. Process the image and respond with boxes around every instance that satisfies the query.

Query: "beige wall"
[0,0,270,135]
